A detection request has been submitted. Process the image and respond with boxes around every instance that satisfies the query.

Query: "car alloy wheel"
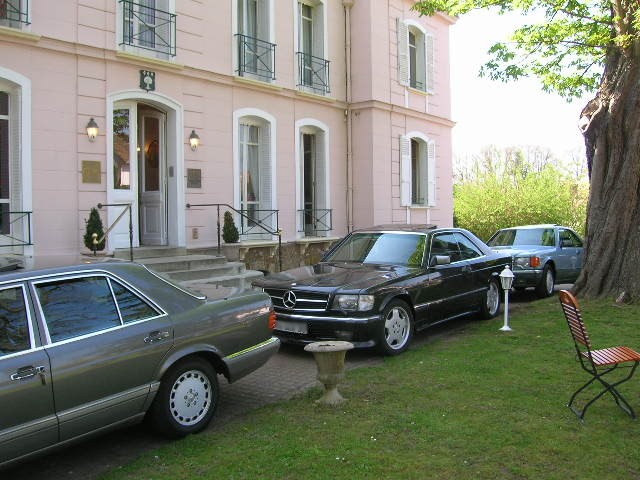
[536,265,555,298]
[480,279,501,319]
[169,369,212,427]
[379,299,413,355]
[148,358,219,438]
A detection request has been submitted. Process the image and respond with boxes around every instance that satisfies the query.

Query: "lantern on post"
[499,265,515,332]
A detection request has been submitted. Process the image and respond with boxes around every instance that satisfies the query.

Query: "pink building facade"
[0,0,454,259]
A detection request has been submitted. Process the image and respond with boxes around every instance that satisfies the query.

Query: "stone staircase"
[113,246,264,291]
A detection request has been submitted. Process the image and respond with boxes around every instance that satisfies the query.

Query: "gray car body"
[487,224,584,288]
[0,262,279,468]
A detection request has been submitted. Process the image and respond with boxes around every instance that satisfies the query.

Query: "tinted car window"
[37,276,121,342]
[0,286,30,356]
[111,280,160,323]
[455,233,483,260]
[325,233,426,266]
[430,233,461,263]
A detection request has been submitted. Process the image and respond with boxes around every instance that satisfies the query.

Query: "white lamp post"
[499,265,515,332]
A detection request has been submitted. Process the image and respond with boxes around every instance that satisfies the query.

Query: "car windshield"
[324,232,426,266]
[488,228,555,247]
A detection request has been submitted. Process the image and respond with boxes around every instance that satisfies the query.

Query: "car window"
[36,276,121,342]
[560,229,583,247]
[455,233,483,260]
[325,232,426,266]
[0,286,30,357]
[111,280,161,323]
[488,228,554,247]
[430,233,461,263]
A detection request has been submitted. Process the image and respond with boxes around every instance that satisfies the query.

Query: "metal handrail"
[0,0,30,25]
[186,203,282,271]
[297,208,332,235]
[235,33,276,81]
[119,0,176,56]
[296,52,330,94]
[0,211,33,247]
[97,203,133,261]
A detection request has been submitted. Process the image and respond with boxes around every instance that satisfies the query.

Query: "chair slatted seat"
[559,290,640,420]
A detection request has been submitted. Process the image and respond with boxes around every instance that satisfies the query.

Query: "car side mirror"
[429,255,451,267]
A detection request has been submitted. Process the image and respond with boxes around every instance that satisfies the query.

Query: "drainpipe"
[343,0,354,232]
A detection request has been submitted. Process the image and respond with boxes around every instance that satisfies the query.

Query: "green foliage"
[413,0,619,100]
[222,211,240,243]
[84,207,105,251]
[454,148,588,240]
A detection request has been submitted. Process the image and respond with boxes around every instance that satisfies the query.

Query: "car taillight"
[530,256,541,268]
[268,308,277,330]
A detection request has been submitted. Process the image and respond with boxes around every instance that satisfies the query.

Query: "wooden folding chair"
[559,290,640,420]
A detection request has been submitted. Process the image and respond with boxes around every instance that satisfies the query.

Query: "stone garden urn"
[304,341,354,405]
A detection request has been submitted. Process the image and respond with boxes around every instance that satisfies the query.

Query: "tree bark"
[574,48,640,299]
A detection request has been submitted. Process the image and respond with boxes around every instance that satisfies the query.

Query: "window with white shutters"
[397,19,435,93]
[399,134,436,207]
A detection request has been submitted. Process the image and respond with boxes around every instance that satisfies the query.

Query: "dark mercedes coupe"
[253,225,511,355]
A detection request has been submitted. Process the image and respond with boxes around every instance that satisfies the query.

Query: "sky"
[449,10,590,159]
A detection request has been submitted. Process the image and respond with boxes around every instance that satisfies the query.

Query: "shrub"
[84,207,106,252]
[222,211,239,243]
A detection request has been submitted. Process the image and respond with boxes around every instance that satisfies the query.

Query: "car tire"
[377,299,413,356]
[535,264,555,298]
[147,357,219,438]
[480,278,501,319]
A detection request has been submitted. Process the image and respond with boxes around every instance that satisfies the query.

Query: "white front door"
[138,108,166,245]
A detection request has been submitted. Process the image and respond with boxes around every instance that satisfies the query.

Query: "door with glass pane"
[302,133,316,235]
[138,108,166,246]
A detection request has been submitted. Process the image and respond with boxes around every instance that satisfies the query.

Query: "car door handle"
[462,265,472,274]
[144,330,170,344]
[11,365,46,381]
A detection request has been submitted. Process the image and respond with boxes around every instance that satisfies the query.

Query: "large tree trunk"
[573,49,640,299]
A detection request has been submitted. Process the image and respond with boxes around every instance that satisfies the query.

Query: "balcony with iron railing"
[297,52,330,95]
[0,210,32,247]
[119,0,176,57]
[298,208,332,237]
[0,0,30,27]
[235,34,276,82]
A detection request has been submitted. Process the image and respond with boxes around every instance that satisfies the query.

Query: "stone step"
[114,246,187,260]
[139,254,228,273]
[162,262,246,282]
[181,269,265,293]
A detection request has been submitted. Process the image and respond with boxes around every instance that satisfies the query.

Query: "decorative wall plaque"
[140,70,156,91]
[82,160,101,184]
[187,168,202,189]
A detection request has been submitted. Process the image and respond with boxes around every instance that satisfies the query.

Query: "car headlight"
[332,294,375,311]
[514,256,541,268]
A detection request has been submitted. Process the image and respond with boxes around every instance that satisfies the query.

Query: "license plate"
[276,320,308,334]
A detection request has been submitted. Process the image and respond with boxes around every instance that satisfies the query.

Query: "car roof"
[353,224,438,233]
[499,224,559,230]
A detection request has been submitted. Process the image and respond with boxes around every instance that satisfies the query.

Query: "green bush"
[222,211,239,243]
[84,207,105,251]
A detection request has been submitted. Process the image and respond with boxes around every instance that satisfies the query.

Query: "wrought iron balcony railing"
[0,0,30,26]
[236,34,276,81]
[298,208,332,236]
[297,52,330,95]
[119,0,176,56]
[0,210,32,247]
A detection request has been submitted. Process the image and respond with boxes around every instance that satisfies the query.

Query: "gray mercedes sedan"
[0,261,279,468]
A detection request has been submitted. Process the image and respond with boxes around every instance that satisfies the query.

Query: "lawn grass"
[101,296,640,480]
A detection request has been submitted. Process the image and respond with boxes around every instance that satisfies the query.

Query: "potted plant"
[222,211,239,243]
[84,207,106,253]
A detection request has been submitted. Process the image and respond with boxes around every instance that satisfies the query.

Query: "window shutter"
[426,33,435,93]
[400,135,411,206]
[427,141,436,206]
[396,18,409,87]
[313,3,324,58]
[314,132,326,210]
[259,122,273,221]
[257,0,269,40]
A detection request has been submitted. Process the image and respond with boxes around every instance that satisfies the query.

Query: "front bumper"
[512,269,543,288]
[273,311,382,349]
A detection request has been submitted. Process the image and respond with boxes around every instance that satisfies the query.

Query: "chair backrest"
[559,289,592,350]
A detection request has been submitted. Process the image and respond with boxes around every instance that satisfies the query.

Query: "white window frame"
[233,109,277,237]
[232,0,275,80]
[293,0,328,93]
[116,0,175,60]
[397,19,434,94]
[400,133,436,207]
